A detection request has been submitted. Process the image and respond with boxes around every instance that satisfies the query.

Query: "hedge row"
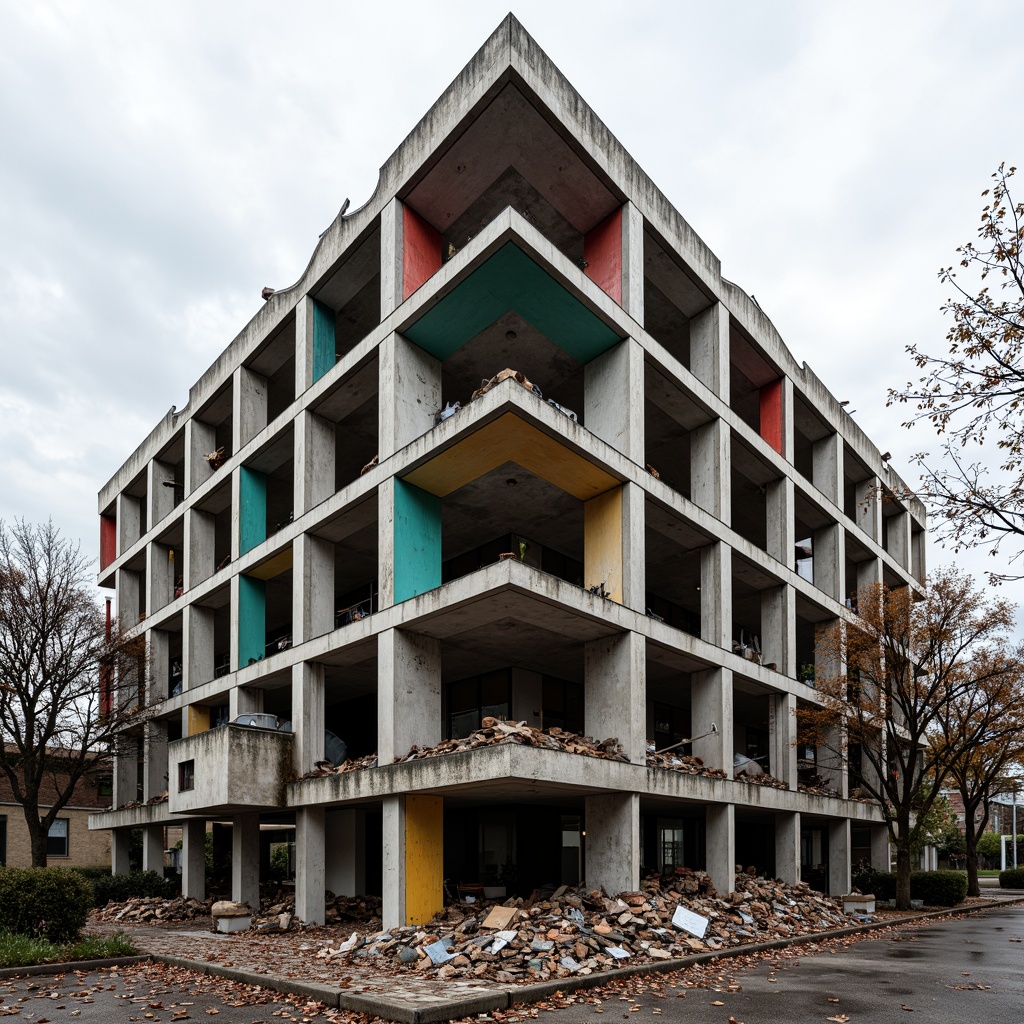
[851,868,968,906]
[76,869,178,908]
[0,868,92,942]
[999,867,1024,888]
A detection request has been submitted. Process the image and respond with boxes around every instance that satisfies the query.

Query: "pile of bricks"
[316,872,855,982]
[92,895,212,924]
[645,748,729,779]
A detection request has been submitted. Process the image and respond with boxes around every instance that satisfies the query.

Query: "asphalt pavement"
[539,902,1024,1024]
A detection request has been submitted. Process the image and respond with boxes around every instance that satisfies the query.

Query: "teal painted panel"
[404,244,622,363]
[238,574,266,666]
[393,479,442,603]
[312,299,336,383]
[239,466,267,555]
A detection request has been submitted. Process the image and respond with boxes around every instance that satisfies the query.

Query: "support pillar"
[183,603,214,690]
[142,825,164,875]
[766,476,795,566]
[691,418,730,524]
[325,809,366,896]
[292,661,325,774]
[583,338,644,462]
[143,720,168,799]
[870,824,890,872]
[116,491,142,557]
[689,301,729,402]
[812,522,844,602]
[855,477,881,543]
[828,818,852,896]
[233,365,268,452]
[147,541,173,614]
[292,532,334,643]
[887,509,912,571]
[149,458,176,528]
[295,806,326,925]
[700,542,732,650]
[112,830,131,876]
[583,484,644,608]
[819,720,849,798]
[584,792,640,895]
[775,811,801,885]
[769,691,797,788]
[378,332,441,459]
[691,667,733,771]
[185,507,215,589]
[378,629,441,764]
[232,812,260,909]
[294,409,335,515]
[621,201,644,324]
[186,417,217,496]
[705,803,735,896]
[812,433,843,506]
[381,794,443,929]
[380,198,404,318]
[148,628,170,703]
[584,632,645,763]
[181,818,206,901]
[760,584,795,676]
[112,735,137,809]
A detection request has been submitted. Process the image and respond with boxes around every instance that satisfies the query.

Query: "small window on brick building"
[178,760,195,792]
[96,774,113,798]
[46,818,69,858]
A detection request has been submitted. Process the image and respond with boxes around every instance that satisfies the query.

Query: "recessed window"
[178,760,195,792]
[46,818,69,858]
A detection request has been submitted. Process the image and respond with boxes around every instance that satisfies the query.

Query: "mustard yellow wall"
[187,704,211,736]
[584,485,623,603]
[404,794,444,925]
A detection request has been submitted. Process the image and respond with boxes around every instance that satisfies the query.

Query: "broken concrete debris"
[471,367,542,401]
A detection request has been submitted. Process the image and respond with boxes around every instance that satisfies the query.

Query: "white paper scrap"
[671,905,709,939]
[607,946,630,960]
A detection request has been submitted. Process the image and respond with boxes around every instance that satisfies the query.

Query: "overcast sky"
[1,0,1022,614]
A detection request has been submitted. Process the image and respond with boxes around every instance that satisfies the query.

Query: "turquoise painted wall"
[239,466,267,554]
[312,299,336,383]
[238,574,266,666]
[393,479,442,603]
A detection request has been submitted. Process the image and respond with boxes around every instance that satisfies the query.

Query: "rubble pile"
[645,749,729,780]
[92,895,211,924]
[259,890,383,929]
[798,778,842,798]
[734,769,788,790]
[315,872,856,983]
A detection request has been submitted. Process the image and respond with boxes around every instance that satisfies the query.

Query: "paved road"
[543,903,1024,1024]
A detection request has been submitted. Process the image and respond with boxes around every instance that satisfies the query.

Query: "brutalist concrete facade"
[91,16,925,928]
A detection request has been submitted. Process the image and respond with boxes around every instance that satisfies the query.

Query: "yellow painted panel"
[187,704,211,736]
[404,794,444,926]
[584,486,623,603]
[404,413,619,501]
[248,546,294,580]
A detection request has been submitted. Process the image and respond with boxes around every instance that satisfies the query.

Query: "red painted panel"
[584,207,622,304]
[403,205,442,300]
[100,513,117,570]
[760,378,784,455]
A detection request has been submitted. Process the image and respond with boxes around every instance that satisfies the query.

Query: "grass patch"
[0,930,138,969]
[978,870,1001,877]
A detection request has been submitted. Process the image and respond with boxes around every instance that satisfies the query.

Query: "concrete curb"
[0,954,152,981]
[125,895,1022,1023]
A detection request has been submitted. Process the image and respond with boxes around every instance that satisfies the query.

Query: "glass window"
[46,818,69,858]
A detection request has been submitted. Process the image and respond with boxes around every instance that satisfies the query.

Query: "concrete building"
[90,15,926,927]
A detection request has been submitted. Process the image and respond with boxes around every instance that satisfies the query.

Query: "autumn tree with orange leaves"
[798,569,1018,909]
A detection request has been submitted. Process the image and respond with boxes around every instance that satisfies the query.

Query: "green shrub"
[89,869,178,908]
[851,868,967,906]
[0,930,58,968]
[999,867,1024,888]
[0,929,137,968]
[0,868,93,942]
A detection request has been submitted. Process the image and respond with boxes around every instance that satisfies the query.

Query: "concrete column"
[377,477,395,610]
[856,556,883,598]
[812,433,843,505]
[295,295,315,395]
[584,792,640,895]
[143,720,168,799]
[779,377,795,463]
[911,525,926,582]
[112,830,131,876]
[326,808,366,896]
[760,584,795,677]
[294,410,335,516]
[230,467,242,561]
[183,603,214,690]
[871,825,890,872]
[622,484,645,611]
[378,332,441,459]
[705,803,735,896]
[186,507,215,588]
[181,817,206,901]
[766,476,795,566]
[584,632,646,763]
[819,720,849,798]
[769,691,798,788]
[295,806,326,925]
[232,812,261,909]
[292,661,326,774]
[229,685,264,720]
[142,825,164,874]
[812,522,844,602]
[691,667,733,771]
[147,542,173,614]
[887,509,911,570]
[691,418,730,524]
[381,795,406,930]
[116,492,142,556]
[234,365,268,451]
[380,197,404,318]
[583,338,644,463]
[148,628,169,703]
[855,477,881,543]
[292,532,334,644]
[775,811,800,885]
[186,418,217,496]
[621,201,644,324]
[112,735,137,808]
[828,818,852,896]
[115,567,140,631]
[149,459,176,528]
[378,628,441,764]
[700,542,732,650]
[689,301,730,402]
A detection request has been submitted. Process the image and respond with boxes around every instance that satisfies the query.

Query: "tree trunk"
[25,811,48,868]
[965,839,980,897]
[895,841,913,909]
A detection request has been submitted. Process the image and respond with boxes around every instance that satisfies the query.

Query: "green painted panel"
[312,299,336,383]
[239,466,267,555]
[393,479,442,603]
[404,243,622,363]
[238,574,266,667]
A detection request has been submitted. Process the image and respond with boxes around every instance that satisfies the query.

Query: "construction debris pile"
[645,749,728,780]
[315,872,856,983]
[798,778,843,798]
[734,769,788,790]
[259,890,383,930]
[92,895,212,924]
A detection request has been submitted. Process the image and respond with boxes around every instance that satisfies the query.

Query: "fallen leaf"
[826,1016,849,1023]
[711,1001,725,1006]
[901,1006,913,1012]
[827,997,840,1003]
